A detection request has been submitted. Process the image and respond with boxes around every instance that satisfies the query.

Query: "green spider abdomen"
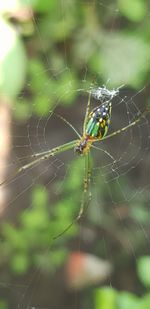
[75,102,112,155]
[86,102,112,139]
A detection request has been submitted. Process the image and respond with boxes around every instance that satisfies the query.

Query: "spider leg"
[0,140,78,186]
[50,111,81,139]
[53,152,92,240]
[99,108,148,142]
[83,92,92,134]
[92,145,116,162]
[77,152,92,220]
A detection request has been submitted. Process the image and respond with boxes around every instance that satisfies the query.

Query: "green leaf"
[94,287,117,309]
[118,0,147,22]
[32,185,48,208]
[2,224,28,250]
[0,299,8,309]
[21,209,49,231]
[140,294,150,309]
[10,252,30,274]
[21,185,49,230]
[29,0,57,13]
[117,292,140,309]
[137,256,150,287]
[0,17,27,99]
[33,95,52,116]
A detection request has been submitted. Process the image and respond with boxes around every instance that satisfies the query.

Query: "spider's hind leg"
[77,152,92,221]
[53,152,92,240]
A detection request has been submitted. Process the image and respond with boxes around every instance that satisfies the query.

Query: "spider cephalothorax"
[75,101,112,155]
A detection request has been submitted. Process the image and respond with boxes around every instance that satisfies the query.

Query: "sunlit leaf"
[140,293,150,309]
[137,256,150,288]
[0,17,27,99]
[94,287,117,309]
[118,0,147,22]
[117,292,140,309]
[0,299,8,309]
[10,252,30,274]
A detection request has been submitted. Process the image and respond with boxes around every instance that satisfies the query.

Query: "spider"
[1,86,147,239]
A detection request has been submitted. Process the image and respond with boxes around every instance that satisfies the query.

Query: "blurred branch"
[0,98,11,214]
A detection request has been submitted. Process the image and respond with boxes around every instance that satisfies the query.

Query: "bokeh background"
[0,0,150,308]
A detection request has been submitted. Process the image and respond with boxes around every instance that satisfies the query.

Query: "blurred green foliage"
[137,256,150,288]
[0,300,8,309]
[95,287,150,309]
[94,257,150,309]
[0,158,85,275]
[94,256,150,309]
[0,179,79,274]
[1,0,150,111]
[118,0,147,22]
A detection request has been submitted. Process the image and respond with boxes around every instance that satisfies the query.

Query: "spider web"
[0,1,150,309]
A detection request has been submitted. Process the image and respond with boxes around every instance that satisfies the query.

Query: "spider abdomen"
[86,102,112,139]
[75,101,112,155]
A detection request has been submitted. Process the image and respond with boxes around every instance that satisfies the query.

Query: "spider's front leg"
[102,108,148,141]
